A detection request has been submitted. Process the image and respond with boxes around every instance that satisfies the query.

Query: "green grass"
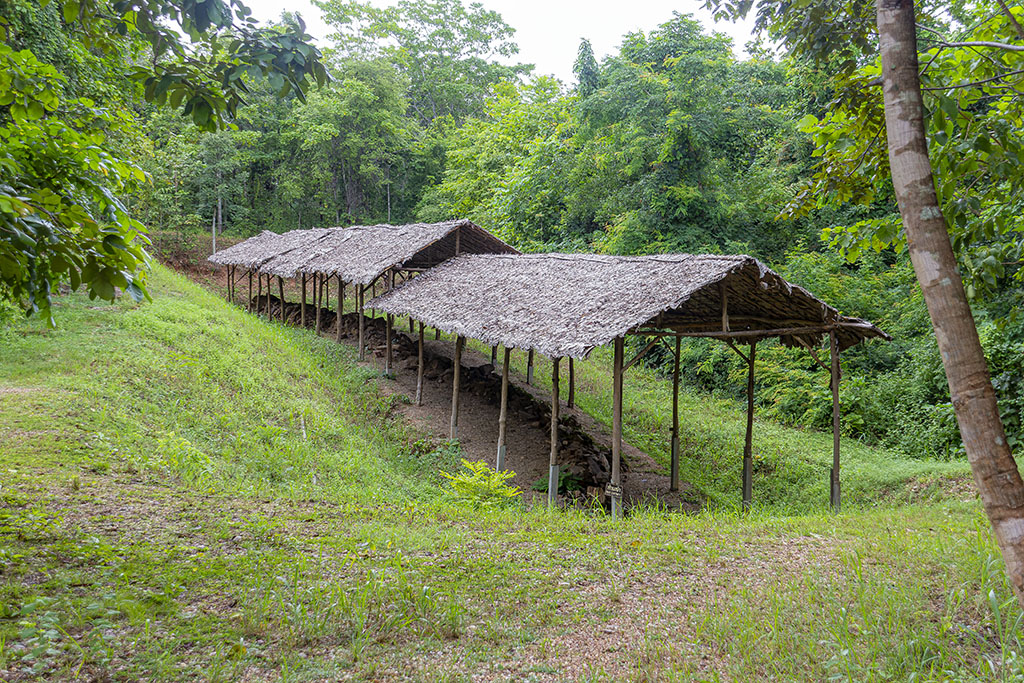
[0,265,1019,681]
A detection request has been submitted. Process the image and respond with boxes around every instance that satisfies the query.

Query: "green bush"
[441,459,522,510]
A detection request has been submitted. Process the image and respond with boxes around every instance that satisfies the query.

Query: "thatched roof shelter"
[368,253,889,359]
[208,220,516,285]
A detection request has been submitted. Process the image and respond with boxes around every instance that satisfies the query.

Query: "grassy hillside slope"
[0,266,1020,681]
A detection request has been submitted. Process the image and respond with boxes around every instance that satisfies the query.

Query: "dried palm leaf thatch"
[207,228,332,270]
[207,220,517,285]
[368,253,890,359]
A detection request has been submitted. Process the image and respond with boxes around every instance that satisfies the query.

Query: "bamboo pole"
[527,349,534,385]
[830,331,841,512]
[247,270,252,312]
[336,276,343,343]
[385,314,393,375]
[568,357,575,409]
[743,341,757,510]
[416,322,424,406]
[277,276,285,324]
[671,335,681,492]
[450,335,464,439]
[300,273,307,328]
[548,357,561,507]
[611,337,624,519]
[225,266,231,302]
[496,346,510,470]
[357,285,365,360]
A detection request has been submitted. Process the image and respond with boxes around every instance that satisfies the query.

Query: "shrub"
[441,459,521,510]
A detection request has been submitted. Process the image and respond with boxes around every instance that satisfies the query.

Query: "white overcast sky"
[243,0,759,84]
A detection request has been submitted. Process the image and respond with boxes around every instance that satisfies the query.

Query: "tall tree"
[708,0,1024,605]
[573,38,599,96]
[875,0,1024,606]
[316,0,531,124]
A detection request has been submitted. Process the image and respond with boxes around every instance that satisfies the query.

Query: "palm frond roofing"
[368,253,890,359]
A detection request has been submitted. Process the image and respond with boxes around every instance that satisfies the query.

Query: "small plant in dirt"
[531,469,584,495]
[441,459,521,509]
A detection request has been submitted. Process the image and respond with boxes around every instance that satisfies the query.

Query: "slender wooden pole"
[385,314,393,375]
[336,276,343,343]
[300,273,307,328]
[267,274,273,318]
[257,272,263,315]
[548,357,561,507]
[611,338,624,519]
[743,341,757,511]
[247,270,252,312]
[225,266,231,302]
[527,349,534,385]
[409,317,414,333]
[568,357,575,409]
[491,345,498,366]
[497,346,510,470]
[830,331,841,512]
[416,322,425,406]
[357,285,365,360]
[277,276,285,324]
[450,335,464,439]
[315,273,323,332]
[435,327,440,340]
[455,227,461,255]
[671,335,681,492]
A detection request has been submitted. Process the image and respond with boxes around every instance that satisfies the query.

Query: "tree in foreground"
[708,0,1024,605]
[0,0,326,324]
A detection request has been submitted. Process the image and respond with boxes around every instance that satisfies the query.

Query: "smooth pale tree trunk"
[878,0,1024,605]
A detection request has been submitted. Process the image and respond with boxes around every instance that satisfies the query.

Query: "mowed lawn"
[0,265,1020,682]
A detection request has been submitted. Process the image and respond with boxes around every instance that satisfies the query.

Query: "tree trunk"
[877,0,1024,605]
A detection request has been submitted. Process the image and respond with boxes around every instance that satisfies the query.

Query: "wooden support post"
[409,318,414,333]
[416,323,425,406]
[527,349,534,385]
[268,274,273,318]
[315,274,323,332]
[548,357,561,507]
[830,331,841,513]
[455,227,461,255]
[671,335,681,493]
[568,358,575,409]
[336,276,343,342]
[300,273,307,328]
[247,270,253,312]
[743,341,757,510]
[491,345,497,366]
[385,314,393,375]
[721,282,730,332]
[450,335,464,440]
[256,272,263,315]
[435,327,440,340]
[497,346,510,470]
[370,281,376,318]
[225,267,231,302]
[277,276,285,324]
[357,285,365,361]
[611,338,624,519]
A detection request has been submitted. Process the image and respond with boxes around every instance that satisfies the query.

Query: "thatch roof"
[207,220,517,286]
[368,253,890,358]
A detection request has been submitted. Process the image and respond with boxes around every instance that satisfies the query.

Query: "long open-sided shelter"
[369,253,890,516]
[209,220,518,368]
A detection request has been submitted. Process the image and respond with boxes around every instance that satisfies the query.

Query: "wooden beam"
[450,335,464,439]
[336,276,343,343]
[385,314,393,375]
[496,346,510,470]
[357,285,365,361]
[247,270,252,312]
[611,338,624,519]
[743,341,756,511]
[548,357,560,507]
[830,331,841,513]
[671,335,681,493]
[634,325,838,340]
[623,338,658,372]
[300,273,307,328]
[315,274,323,332]
[721,281,730,332]
[416,322,424,406]
[568,357,575,409]
[277,276,285,324]
[225,266,231,302]
[455,226,461,255]
[256,271,262,315]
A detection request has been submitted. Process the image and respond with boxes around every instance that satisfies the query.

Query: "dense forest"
[2,0,1022,460]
